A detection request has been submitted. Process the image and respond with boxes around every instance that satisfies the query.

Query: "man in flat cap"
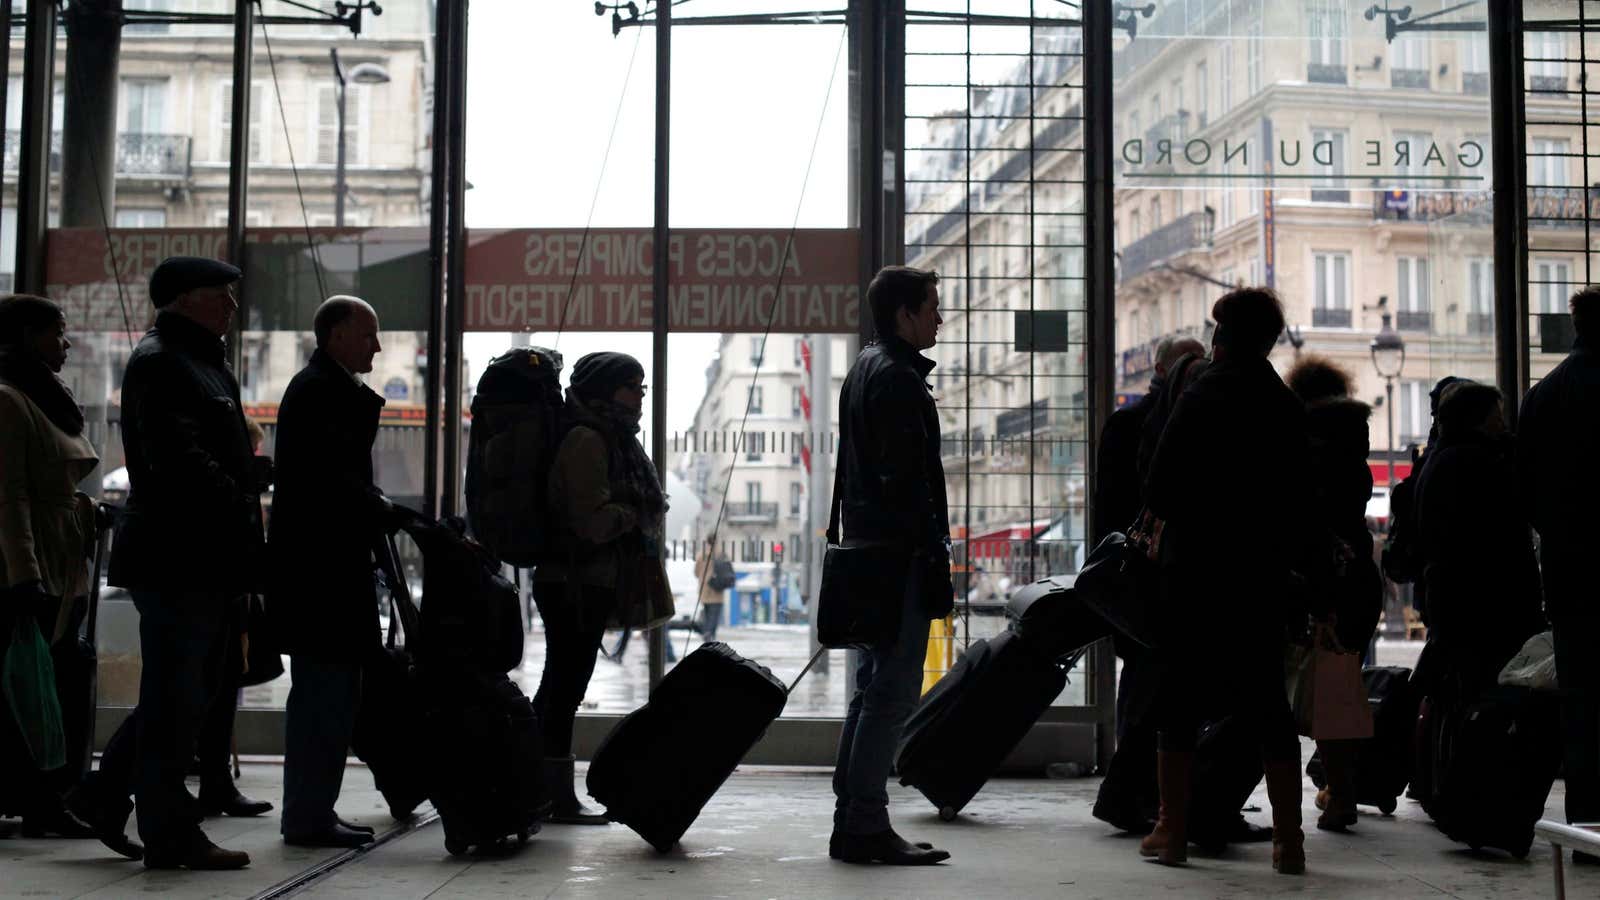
[271,295,390,848]
[68,256,268,870]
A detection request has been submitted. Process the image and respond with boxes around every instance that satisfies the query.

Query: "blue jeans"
[130,590,233,856]
[832,589,931,835]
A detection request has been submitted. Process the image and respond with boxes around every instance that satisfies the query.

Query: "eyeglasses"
[624,382,648,395]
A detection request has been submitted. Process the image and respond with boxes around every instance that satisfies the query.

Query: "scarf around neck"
[566,389,668,542]
[0,348,85,436]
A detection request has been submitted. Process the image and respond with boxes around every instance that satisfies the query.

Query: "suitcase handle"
[787,646,828,695]
[378,532,422,650]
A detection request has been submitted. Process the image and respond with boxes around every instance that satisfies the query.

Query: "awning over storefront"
[1368,461,1414,486]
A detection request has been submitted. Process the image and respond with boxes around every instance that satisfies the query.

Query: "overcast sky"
[463,3,850,435]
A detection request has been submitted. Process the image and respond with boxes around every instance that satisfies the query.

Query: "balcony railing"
[1312,307,1352,328]
[1307,62,1348,84]
[995,398,1049,441]
[1530,74,1569,94]
[1119,210,1212,282]
[1463,72,1489,95]
[3,131,191,178]
[1391,69,1430,89]
[726,502,779,523]
[1397,310,1432,332]
[1466,312,1494,335]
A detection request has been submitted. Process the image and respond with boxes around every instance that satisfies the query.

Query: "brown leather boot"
[1138,750,1193,866]
[1315,740,1358,831]
[1264,759,1305,875]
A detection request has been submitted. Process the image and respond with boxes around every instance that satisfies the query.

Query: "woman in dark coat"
[532,352,669,825]
[1141,287,1316,875]
[1412,382,1545,701]
[0,294,100,839]
[1286,356,1381,832]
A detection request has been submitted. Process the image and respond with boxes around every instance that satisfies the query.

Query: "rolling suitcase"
[422,668,545,855]
[1306,666,1419,814]
[351,534,431,820]
[1431,684,1562,858]
[896,631,1075,820]
[586,641,803,852]
[1005,576,1113,662]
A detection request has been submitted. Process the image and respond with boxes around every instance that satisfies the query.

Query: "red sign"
[41,226,862,335]
[464,228,860,333]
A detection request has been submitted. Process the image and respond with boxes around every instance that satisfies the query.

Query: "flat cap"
[149,256,242,307]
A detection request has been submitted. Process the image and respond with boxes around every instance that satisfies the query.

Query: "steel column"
[1489,0,1529,422]
[1082,0,1118,773]
[15,0,56,294]
[442,0,469,517]
[225,0,254,374]
[648,0,672,691]
[423,0,452,519]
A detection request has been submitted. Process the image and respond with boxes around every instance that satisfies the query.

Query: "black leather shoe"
[63,784,143,861]
[199,789,274,818]
[20,805,98,839]
[283,823,376,849]
[144,837,251,870]
[828,829,933,859]
[834,829,950,865]
[337,817,376,835]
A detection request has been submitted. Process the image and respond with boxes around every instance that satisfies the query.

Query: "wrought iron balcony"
[1312,307,1352,328]
[3,131,191,178]
[726,502,779,524]
[1391,69,1430,89]
[1530,74,1569,94]
[1119,210,1213,282]
[1397,310,1432,332]
[995,398,1050,441]
[1307,62,1348,84]
[1466,312,1494,335]
[1463,72,1489,95]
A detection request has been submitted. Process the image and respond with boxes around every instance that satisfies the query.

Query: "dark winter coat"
[1414,430,1545,685]
[268,349,388,662]
[835,337,950,552]
[1144,353,1315,644]
[1093,391,1153,543]
[1303,398,1382,651]
[109,311,265,593]
[1518,338,1600,630]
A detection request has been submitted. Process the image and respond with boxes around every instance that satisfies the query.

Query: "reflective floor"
[1,746,1588,899]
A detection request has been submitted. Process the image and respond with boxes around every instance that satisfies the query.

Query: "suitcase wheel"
[445,837,470,856]
[1377,798,1397,816]
[938,806,958,822]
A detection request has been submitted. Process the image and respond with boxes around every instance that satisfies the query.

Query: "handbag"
[1284,623,1373,741]
[237,594,285,688]
[1075,510,1164,648]
[816,468,909,650]
[1497,630,1558,692]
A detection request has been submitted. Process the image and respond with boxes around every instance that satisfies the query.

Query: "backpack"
[709,559,737,592]
[465,347,567,567]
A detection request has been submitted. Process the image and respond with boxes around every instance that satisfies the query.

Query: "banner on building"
[44,226,862,335]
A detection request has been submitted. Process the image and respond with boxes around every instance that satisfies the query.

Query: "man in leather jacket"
[828,265,953,866]
[69,257,266,870]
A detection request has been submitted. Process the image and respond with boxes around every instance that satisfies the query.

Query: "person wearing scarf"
[532,351,667,825]
[0,294,100,841]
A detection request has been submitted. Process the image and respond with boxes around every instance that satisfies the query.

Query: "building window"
[1219,47,1233,114]
[1195,61,1208,127]
[313,83,368,166]
[750,335,766,365]
[114,208,167,228]
[747,384,764,414]
[1306,1,1345,71]
[1397,380,1430,447]
[217,81,266,163]
[1393,130,1434,185]
[789,482,802,515]
[1391,30,1430,88]
[1466,258,1494,335]
[124,0,172,34]
[793,337,803,366]
[1534,258,1573,314]
[1396,256,1431,331]
[1312,252,1351,327]
[1529,137,1570,188]
[1310,128,1348,202]
[745,432,766,462]
[1247,16,1263,93]
[745,481,763,506]
[791,385,802,417]
[120,78,167,134]
[1526,31,1567,88]
[1461,33,1489,92]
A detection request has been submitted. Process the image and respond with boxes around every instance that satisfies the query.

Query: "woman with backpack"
[694,538,731,641]
[532,351,670,825]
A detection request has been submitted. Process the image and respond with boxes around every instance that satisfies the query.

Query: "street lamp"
[330,49,391,227]
[1369,295,1407,497]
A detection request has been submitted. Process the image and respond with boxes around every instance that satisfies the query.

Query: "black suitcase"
[587,642,791,852]
[422,668,546,855]
[1005,577,1113,662]
[1188,716,1265,846]
[351,534,432,820]
[1306,666,1418,814]
[1431,684,1562,858]
[896,631,1072,820]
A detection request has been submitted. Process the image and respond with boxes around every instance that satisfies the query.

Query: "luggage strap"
[788,646,829,695]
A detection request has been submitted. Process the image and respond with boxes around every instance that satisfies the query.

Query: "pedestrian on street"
[694,538,728,641]
[532,351,668,825]
[1285,355,1382,833]
[0,294,101,841]
[827,265,953,866]
[271,296,391,848]
[1141,287,1316,875]
[1518,285,1600,858]
[69,257,269,870]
